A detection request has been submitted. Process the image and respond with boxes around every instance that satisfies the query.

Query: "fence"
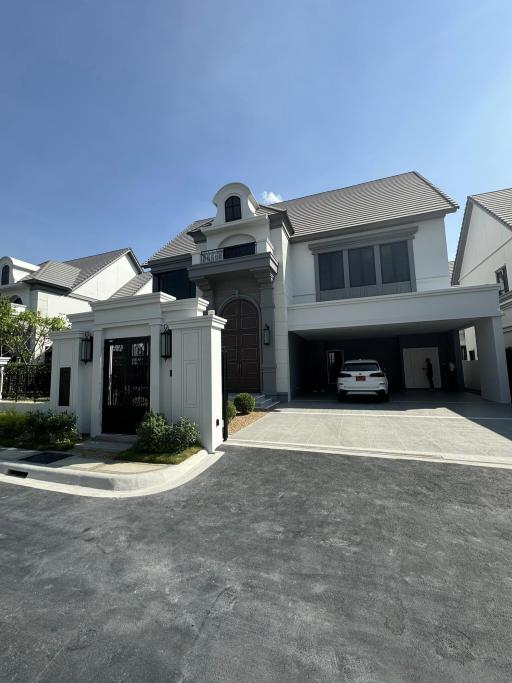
[0,363,51,402]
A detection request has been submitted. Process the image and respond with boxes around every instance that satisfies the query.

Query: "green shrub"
[135,412,171,453]
[168,417,200,451]
[234,393,255,415]
[19,410,79,448]
[135,413,200,454]
[226,400,236,422]
[0,411,27,443]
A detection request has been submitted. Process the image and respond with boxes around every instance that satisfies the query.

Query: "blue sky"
[1,0,511,264]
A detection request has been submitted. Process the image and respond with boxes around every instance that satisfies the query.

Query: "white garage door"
[402,347,442,389]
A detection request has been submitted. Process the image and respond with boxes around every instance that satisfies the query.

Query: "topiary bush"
[226,400,236,422]
[168,417,200,451]
[233,392,255,415]
[135,413,200,453]
[135,412,171,453]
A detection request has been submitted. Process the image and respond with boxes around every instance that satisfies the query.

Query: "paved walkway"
[230,393,512,466]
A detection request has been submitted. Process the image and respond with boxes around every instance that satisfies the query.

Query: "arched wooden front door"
[221,298,260,393]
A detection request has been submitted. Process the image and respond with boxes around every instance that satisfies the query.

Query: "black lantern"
[80,333,93,363]
[160,325,172,359]
[263,324,271,346]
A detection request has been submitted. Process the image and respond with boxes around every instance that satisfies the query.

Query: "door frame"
[219,295,262,393]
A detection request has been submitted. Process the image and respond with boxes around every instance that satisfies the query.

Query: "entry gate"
[102,337,150,434]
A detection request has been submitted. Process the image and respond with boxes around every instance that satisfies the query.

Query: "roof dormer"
[211,182,259,227]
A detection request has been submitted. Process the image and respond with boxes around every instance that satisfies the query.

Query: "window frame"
[495,265,509,297]
[225,195,242,222]
[1,264,9,285]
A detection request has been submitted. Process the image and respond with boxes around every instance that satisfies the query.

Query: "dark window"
[58,367,71,407]
[1,265,9,285]
[380,241,411,284]
[343,361,380,372]
[348,246,376,287]
[153,269,196,299]
[469,349,476,361]
[225,196,242,222]
[496,265,508,296]
[223,242,255,260]
[9,296,23,305]
[318,251,344,290]
[461,345,468,361]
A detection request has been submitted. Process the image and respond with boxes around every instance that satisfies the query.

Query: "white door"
[402,347,441,389]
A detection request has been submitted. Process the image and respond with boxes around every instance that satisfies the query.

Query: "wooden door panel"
[221,298,260,393]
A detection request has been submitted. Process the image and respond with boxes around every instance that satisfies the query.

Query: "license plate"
[356,376,366,382]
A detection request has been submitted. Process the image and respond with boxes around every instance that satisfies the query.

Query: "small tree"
[0,295,68,362]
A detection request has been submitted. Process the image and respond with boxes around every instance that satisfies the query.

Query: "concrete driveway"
[2,445,512,682]
[230,392,512,465]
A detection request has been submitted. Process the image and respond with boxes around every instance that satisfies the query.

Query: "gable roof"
[451,187,512,285]
[21,248,140,292]
[147,171,457,264]
[111,272,152,298]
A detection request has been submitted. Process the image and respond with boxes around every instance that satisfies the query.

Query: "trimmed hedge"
[0,410,79,449]
[135,412,200,454]
[233,393,255,415]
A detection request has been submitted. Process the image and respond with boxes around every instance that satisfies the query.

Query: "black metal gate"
[102,337,150,434]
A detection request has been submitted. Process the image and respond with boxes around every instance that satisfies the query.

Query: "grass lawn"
[111,443,202,465]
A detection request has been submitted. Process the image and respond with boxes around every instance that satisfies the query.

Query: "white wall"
[34,290,91,318]
[272,227,291,396]
[287,217,451,304]
[459,204,512,285]
[73,254,140,300]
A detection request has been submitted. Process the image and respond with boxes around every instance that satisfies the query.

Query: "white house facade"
[0,248,151,322]
[143,172,510,405]
[452,188,512,360]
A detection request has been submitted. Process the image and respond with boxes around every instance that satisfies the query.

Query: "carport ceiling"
[293,318,476,340]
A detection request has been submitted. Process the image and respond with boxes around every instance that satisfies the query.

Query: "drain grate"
[22,452,69,465]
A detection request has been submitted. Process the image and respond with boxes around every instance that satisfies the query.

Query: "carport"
[287,284,510,403]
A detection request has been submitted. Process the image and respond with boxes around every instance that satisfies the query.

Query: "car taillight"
[369,372,385,377]
[339,372,351,378]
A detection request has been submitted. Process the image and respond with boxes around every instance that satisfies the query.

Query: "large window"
[153,269,196,299]
[225,195,242,222]
[496,265,509,296]
[348,246,376,287]
[1,265,9,285]
[318,251,344,290]
[380,241,410,284]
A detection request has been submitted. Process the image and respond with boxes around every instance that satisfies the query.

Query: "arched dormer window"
[225,195,242,222]
[1,265,9,285]
[10,296,23,305]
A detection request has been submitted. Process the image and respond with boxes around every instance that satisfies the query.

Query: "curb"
[0,448,223,497]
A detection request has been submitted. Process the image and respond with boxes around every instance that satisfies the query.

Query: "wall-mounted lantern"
[79,332,93,363]
[160,325,172,359]
[263,324,271,346]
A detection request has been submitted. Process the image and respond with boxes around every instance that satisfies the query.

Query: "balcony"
[200,242,256,264]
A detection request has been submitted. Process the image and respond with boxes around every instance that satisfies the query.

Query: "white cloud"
[261,190,283,204]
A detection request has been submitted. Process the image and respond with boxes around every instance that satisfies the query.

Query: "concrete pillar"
[149,323,161,413]
[474,316,511,403]
[90,328,104,436]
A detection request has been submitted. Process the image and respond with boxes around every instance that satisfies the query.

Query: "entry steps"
[228,392,280,411]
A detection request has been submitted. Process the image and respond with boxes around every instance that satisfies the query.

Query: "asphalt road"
[1,445,512,682]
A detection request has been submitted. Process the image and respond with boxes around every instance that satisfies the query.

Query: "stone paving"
[230,393,512,463]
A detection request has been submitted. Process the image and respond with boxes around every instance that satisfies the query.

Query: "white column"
[475,316,511,403]
[149,323,161,413]
[90,328,104,436]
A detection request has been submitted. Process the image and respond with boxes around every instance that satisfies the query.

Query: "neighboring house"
[0,249,151,355]
[146,172,510,403]
[452,187,512,364]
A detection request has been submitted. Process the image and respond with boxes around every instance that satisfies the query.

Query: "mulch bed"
[228,410,268,434]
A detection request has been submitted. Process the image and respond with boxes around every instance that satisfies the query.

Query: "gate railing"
[1,363,51,402]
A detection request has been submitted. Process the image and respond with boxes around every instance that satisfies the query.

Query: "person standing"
[424,358,434,390]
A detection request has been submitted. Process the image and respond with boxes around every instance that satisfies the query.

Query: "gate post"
[222,349,228,441]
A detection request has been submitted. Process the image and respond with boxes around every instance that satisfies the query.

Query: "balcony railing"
[201,242,256,264]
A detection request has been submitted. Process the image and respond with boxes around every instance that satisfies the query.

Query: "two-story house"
[146,172,510,403]
[0,247,151,323]
[451,187,512,372]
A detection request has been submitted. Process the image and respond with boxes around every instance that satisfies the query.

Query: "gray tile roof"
[148,172,457,263]
[448,260,454,281]
[471,187,512,230]
[270,172,457,238]
[22,247,138,292]
[111,272,152,298]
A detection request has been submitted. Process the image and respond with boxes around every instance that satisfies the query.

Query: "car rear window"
[343,362,380,372]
